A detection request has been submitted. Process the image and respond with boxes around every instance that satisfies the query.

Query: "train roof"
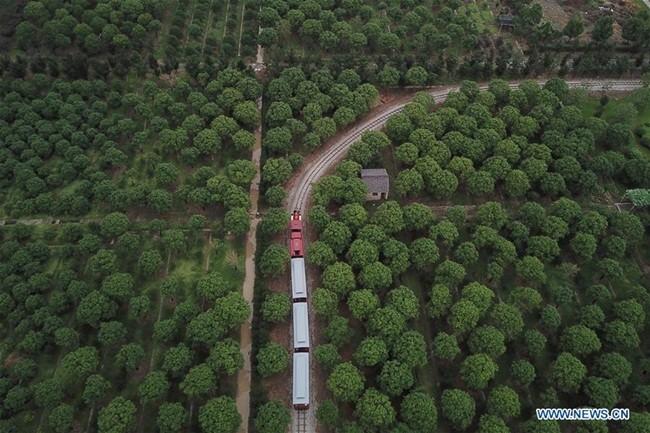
[293,353,310,407]
[291,258,307,299]
[293,302,310,349]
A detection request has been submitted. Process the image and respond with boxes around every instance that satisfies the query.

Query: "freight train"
[290,210,310,410]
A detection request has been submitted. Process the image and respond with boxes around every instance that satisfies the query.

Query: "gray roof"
[361,168,390,193]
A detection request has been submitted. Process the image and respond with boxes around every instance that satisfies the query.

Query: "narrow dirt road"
[235,53,264,431]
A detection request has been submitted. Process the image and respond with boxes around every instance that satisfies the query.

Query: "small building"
[360,168,390,201]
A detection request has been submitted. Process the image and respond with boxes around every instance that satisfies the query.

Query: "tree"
[346,240,379,269]
[603,320,640,350]
[347,290,379,321]
[254,400,291,433]
[478,415,509,433]
[592,16,614,45]
[490,303,524,341]
[49,404,74,433]
[461,354,498,389]
[560,325,602,357]
[584,376,620,409]
[98,397,137,433]
[322,221,352,254]
[613,299,645,331]
[316,400,340,429]
[461,283,495,317]
[386,286,419,320]
[392,331,427,368]
[609,211,644,246]
[620,412,650,433]
[487,385,520,420]
[327,362,365,402]
[410,238,440,270]
[100,212,130,239]
[61,346,100,384]
[162,229,186,253]
[115,343,145,372]
[180,364,216,398]
[198,397,241,433]
[162,344,193,378]
[34,378,63,408]
[322,262,356,297]
[467,170,495,196]
[516,256,547,286]
[427,169,458,198]
[448,300,480,336]
[371,201,405,234]
[139,371,170,404]
[441,389,475,431]
[224,207,250,236]
[207,339,244,376]
[548,352,587,393]
[260,244,290,278]
[354,337,388,367]
[262,293,291,323]
[511,359,536,387]
[404,203,435,232]
[378,360,414,396]
[262,158,292,185]
[401,391,437,432]
[359,262,393,293]
[509,286,542,313]
[476,202,508,229]
[564,17,584,41]
[98,321,127,347]
[83,374,111,405]
[435,260,466,287]
[315,344,342,370]
[354,389,396,430]
[338,203,368,232]
[155,163,180,186]
[505,169,531,197]
[257,342,288,378]
[137,250,164,277]
[312,288,339,318]
[468,326,506,359]
[433,332,461,361]
[157,403,187,433]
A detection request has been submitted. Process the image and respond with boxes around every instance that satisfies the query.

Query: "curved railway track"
[287,79,643,214]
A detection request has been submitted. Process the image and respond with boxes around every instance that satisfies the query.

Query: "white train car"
[293,352,310,410]
[291,257,307,301]
[292,302,310,352]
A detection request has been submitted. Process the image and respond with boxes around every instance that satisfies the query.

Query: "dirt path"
[235,92,263,432]
[223,0,231,38]
[200,0,215,56]
[237,2,246,57]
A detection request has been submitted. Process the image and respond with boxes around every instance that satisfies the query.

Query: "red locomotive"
[289,210,304,258]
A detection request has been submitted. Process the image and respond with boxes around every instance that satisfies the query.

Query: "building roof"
[293,302,310,349]
[360,168,390,193]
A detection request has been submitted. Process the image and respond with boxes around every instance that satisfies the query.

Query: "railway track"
[287,79,643,214]
[294,410,308,433]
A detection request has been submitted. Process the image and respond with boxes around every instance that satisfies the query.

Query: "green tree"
[392,331,427,368]
[327,362,365,402]
[490,303,524,341]
[180,364,216,398]
[560,325,602,357]
[98,397,137,433]
[157,403,187,433]
[354,337,388,367]
[257,343,289,378]
[115,343,145,372]
[487,385,520,420]
[584,376,620,409]
[207,339,244,376]
[312,288,339,318]
[139,371,170,404]
[322,262,356,297]
[511,359,536,387]
[549,352,587,393]
[401,391,437,432]
[83,374,111,405]
[468,326,506,359]
[137,250,164,277]
[100,212,130,239]
[347,290,379,321]
[354,389,396,430]
[224,207,250,236]
[441,389,475,431]
[49,404,74,433]
[448,300,479,336]
[198,397,241,433]
[254,400,291,433]
[460,354,498,389]
[262,293,291,323]
[260,244,290,278]
[433,332,461,361]
[378,360,414,396]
